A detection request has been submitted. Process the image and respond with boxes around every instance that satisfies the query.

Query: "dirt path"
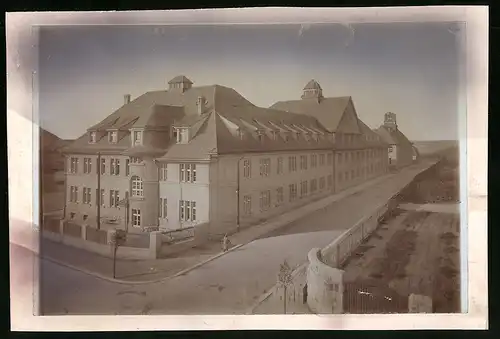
[341,209,460,313]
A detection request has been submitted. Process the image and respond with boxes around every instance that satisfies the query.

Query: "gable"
[336,99,362,134]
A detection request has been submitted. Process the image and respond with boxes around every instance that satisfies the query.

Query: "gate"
[343,280,409,314]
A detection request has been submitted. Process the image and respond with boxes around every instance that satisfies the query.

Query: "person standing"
[222,234,230,252]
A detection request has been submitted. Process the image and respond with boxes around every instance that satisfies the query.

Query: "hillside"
[411,140,458,157]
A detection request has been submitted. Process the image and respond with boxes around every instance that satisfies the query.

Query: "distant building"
[412,144,420,162]
[374,112,414,169]
[59,76,390,238]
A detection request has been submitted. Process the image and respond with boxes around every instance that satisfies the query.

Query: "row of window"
[70,158,197,184]
[69,186,123,207]
[158,199,196,222]
[336,149,385,165]
[244,153,333,178]
[242,175,333,215]
[71,157,128,176]
[89,130,143,145]
[338,162,385,182]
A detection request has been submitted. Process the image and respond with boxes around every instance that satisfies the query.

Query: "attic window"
[271,131,278,140]
[108,131,118,143]
[256,130,264,143]
[89,132,96,143]
[176,128,189,144]
[133,130,143,146]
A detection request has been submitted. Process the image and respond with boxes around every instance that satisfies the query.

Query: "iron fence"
[343,280,409,314]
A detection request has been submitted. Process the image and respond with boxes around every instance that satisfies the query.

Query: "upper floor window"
[243,159,251,178]
[159,163,168,181]
[99,158,106,175]
[260,158,270,176]
[89,132,96,143]
[180,163,196,183]
[288,156,297,172]
[70,157,78,174]
[327,153,333,165]
[133,131,143,146]
[300,155,308,170]
[83,158,92,174]
[130,157,143,164]
[311,154,317,168]
[319,154,325,166]
[277,157,284,175]
[131,176,143,197]
[110,158,120,176]
[108,131,118,143]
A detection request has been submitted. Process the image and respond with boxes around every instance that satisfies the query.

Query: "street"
[38,162,434,315]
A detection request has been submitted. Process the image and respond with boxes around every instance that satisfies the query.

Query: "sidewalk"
[41,161,434,283]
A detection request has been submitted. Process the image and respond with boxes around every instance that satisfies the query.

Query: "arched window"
[131,176,143,197]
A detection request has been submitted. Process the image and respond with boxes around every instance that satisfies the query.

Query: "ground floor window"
[243,195,252,215]
[132,208,141,227]
[259,190,271,211]
[179,200,197,222]
[159,198,168,218]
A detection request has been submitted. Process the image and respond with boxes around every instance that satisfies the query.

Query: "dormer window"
[133,130,143,146]
[89,132,96,143]
[175,128,189,144]
[256,130,264,143]
[271,131,278,141]
[108,131,118,143]
[238,129,245,140]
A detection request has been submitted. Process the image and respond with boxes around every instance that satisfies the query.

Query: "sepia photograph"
[7,7,488,331]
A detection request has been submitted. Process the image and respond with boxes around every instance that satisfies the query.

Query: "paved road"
[37,162,434,315]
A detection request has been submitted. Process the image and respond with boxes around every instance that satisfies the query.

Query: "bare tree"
[108,229,127,278]
[277,259,293,314]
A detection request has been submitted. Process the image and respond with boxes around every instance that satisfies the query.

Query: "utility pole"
[236,156,245,232]
[97,152,101,230]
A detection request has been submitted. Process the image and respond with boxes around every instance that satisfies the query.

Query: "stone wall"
[306,248,344,314]
[41,218,162,259]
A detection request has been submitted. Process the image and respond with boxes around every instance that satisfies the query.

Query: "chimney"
[124,94,131,105]
[196,96,206,115]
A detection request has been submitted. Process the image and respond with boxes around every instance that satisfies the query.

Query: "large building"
[374,112,414,169]
[270,80,389,192]
[60,76,390,237]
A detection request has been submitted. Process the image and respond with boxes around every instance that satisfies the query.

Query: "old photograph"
[7,7,488,331]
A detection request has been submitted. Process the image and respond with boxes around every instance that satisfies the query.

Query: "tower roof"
[168,75,193,85]
[303,79,322,90]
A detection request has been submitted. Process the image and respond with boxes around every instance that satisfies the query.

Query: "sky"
[38,23,462,141]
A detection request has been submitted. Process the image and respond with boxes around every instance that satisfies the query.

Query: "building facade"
[374,112,415,169]
[61,76,389,237]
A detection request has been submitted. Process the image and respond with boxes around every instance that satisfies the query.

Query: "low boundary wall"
[41,218,161,260]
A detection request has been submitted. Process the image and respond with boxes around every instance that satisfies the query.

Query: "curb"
[41,243,245,285]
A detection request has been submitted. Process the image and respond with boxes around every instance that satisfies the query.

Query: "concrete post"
[149,231,162,259]
[81,224,88,240]
[59,219,64,235]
